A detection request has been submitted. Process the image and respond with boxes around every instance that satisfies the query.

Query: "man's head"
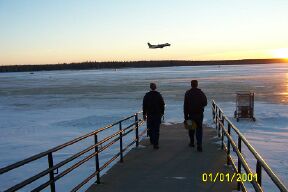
[150,83,157,90]
[191,80,198,88]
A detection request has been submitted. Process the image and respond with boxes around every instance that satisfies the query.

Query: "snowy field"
[0,64,287,191]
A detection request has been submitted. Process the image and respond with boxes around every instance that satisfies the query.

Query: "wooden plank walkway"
[87,123,237,192]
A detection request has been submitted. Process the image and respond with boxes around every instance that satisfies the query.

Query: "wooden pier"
[87,123,237,192]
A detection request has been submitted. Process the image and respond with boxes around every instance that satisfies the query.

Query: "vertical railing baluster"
[218,112,220,137]
[221,114,224,139]
[227,124,231,165]
[48,152,56,192]
[216,108,219,131]
[94,134,100,184]
[221,124,224,150]
[212,102,215,122]
[256,160,262,186]
[119,122,123,163]
[135,113,139,147]
[216,107,218,130]
[237,136,242,191]
[218,110,222,137]
[218,112,222,137]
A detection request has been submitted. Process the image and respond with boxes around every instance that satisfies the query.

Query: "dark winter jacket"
[184,88,207,120]
[143,91,165,118]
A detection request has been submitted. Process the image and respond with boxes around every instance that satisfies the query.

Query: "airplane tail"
[147,42,152,48]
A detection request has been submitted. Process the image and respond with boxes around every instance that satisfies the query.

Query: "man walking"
[143,83,165,149]
[184,80,207,152]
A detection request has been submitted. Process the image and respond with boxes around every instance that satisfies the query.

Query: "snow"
[206,102,288,191]
[0,63,287,191]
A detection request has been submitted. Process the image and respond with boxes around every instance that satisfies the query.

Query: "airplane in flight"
[147,42,171,49]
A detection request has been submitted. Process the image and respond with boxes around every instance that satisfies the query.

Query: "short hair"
[191,80,198,88]
[150,83,157,90]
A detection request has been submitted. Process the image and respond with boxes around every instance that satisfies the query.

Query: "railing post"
[256,160,262,186]
[237,136,242,191]
[212,102,215,122]
[48,152,56,192]
[220,114,224,138]
[135,113,139,147]
[119,122,124,163]
[221,124,224,150]
[215,108,218,130]
[94,134,100,184]
[217,112,221,137]
[218,110,222,137]
[214,107,217,128]
[227,124,231,165]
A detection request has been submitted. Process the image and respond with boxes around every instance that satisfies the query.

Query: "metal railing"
[212,100,287,192]
[0,111,145,192]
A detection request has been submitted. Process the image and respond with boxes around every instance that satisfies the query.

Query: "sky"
[0,0,288,65]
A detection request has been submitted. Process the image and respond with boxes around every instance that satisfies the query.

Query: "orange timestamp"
[202,172,258,183]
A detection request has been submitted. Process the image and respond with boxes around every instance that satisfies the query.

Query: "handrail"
[223,115,286,188]
[0,114,135,174]
[212,100,288,192]
[0,111,145,192]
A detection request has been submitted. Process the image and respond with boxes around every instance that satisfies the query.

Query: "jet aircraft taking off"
[147,42,171,49]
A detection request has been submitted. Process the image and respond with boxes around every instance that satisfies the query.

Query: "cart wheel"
[252,117,256,122]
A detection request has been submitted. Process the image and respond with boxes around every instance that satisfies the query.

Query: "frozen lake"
[0,63,287,191]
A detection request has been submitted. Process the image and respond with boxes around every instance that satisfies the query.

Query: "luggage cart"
[234,91,256,122]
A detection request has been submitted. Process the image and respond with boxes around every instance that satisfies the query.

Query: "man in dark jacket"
[184,80,207,152]
[143,83,165,149]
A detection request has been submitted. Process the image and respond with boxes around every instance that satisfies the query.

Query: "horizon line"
[1,58,287,67]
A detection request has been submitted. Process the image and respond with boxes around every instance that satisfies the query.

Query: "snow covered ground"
[0,64,287,191]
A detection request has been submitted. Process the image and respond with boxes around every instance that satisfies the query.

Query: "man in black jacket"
[143,83,165,149]
[184,80,207,152]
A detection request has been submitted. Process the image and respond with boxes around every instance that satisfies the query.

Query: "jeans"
[188,114,203,147]
[147,116,161,146]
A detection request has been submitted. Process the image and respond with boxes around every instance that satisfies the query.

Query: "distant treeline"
[0,59,287,73]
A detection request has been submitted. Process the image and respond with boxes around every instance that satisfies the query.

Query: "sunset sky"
[0,0,288,65]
